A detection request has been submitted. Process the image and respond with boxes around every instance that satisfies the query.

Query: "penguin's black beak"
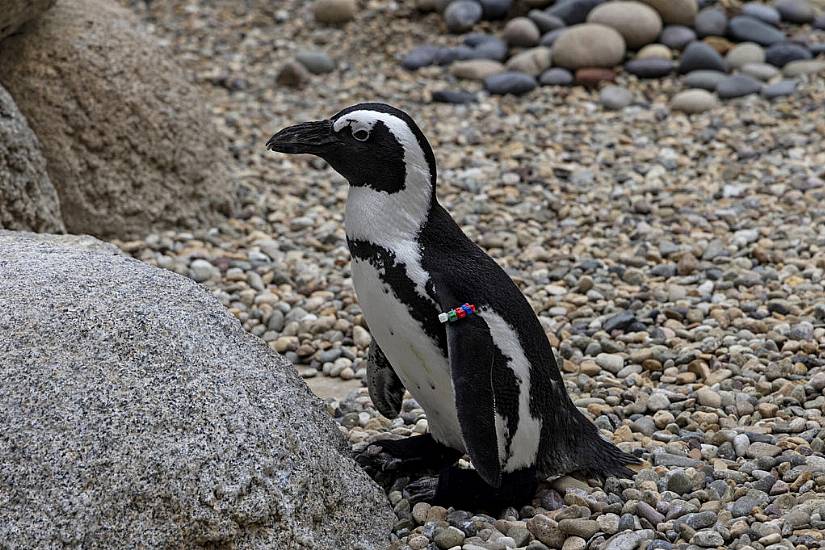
[266,119,337,155]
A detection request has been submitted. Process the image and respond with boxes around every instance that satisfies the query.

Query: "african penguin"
[267,103,638,508]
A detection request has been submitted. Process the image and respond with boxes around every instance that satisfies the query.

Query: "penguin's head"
[266,103,437,194]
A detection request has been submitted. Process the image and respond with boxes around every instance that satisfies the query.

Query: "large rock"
[0,0,237,239]
[587,1,662,49]
[0,0,55,41]
[552,24,627,69]
[0,85,64,233]
[638,0,698,25]
[0,231,393,549]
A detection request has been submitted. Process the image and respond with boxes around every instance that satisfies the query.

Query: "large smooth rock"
[716,74,763,98]
[451,59,506,80]
[671,88,717,113]
[587,1,662,49]
[679,41,727,73]
[313,0,357,24]
[0,0,237,239]
[725,42,766,69]
[638,0,698,25]
[552,23,627,69]
[0,231,393,549]
[728,16,786,46]
[505,46,553,75]
[484,71,537,95]
[0,85,64,233]
[765,42,812,67]
[683,69,728,90]
[546,0,603,25]
[444,0,483,33]
[625,58,675,77]
[695,7,727,37]
[660,25,696,49]
[741,3,781,25]
[502,16,541,47]
[775,0,815,23]
[0,0,55,41]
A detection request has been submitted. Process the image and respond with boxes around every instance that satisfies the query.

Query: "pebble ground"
[117,1,825,549]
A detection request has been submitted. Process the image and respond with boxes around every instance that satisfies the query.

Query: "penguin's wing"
[431,273,502,488]
[366,338,405,419]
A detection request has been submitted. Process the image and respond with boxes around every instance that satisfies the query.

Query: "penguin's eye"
[352,128,370,142]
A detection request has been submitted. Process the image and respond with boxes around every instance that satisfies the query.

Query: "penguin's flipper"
[366,338,405,419]
[444,312,502,489]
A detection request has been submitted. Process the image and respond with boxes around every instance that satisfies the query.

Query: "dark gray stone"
[295,50,336,74]
[444,0,483,33]
[434,45,475,65]
[470,36,509,60]
[679,41,727,73]
[484,71,537,95]
[815,14,825,29]
[761,79,797,98]
[431,89,477,103]
[660,25,697,50]
[765,42,812,67]
[625,58,675,78]
[479,0,511,19]
[775,0,814,24]
[600,85,634,110]
[539,67,574,85]
[716,74,763,98]
[546,0,602,25]
[695,7,727,37]
[728,16,786,46]
[540,28,566,46]
[741,2,781,25]
[0,232,394,549]
[529,9,566,32]
[401,45,440,70]
[683,69,728,90]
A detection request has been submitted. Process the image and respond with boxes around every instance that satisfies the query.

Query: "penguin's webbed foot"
[356,433,462,476]
[403,475,439,504]
[425,465,539,512]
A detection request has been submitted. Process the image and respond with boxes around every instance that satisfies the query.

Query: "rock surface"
[0,0,237,239]
[586,1,662,49]
[638,0,698,25]
[0,85,64,233]
[0,0,55,41]
[0,231,393,549]
[552,24,627,69]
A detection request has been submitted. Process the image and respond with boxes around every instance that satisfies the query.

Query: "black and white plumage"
[267,103,638,507]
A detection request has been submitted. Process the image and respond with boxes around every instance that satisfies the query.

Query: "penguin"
[266,103,639,509]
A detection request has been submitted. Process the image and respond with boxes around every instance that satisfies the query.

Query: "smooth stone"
[539,67,574,85]
[295,50,336,74]
[505,46,553,75]
[728,16,786,46]
[502,16,541,47]
[783,59,825,76]
[401,45,440,71]
[691,530,724,547]
[703,35,734,54]
[625,57,675,77]
[775,0,814,24]
[671,88,717,113]
[483,71,537,95]
[313,0,357,24]
[815,14,825,29]
[276,60,311,88]
[547,0,602,25]
[679,41,727,73]
[695,7,727,37]
[575,67,616,88]
[603,529,656,550]
[431,89,477,104]
[716,74,762,98]
[740,62,779,80]
[469,36,509,61]
[683,69,728,89]
[765,42,812,67]
[586,1,663,49]
[741,3,781,26]
[479,0,512,20]
[761,78,797,98]
[552,23,627,69]
[444,0,483,33]
[638,0,698,25]
[725,42,765,69]
[540,28,567,46]
[450,59,506,80]
[433,46,474,65]
[529,10,566,32]
[637,44,672,60]
[660,25,696,49]
[600,85,634,109]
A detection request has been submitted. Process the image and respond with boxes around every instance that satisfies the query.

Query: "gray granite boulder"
[0,231,393,549]
[0,0,55,41]
[0,85,64,233]
[0,0,238,239]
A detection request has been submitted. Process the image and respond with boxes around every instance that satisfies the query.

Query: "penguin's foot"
[356,434,462,476]
[402,475,439,504]
[413,465,538,512]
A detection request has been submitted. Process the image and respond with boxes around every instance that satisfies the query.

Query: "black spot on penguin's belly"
[347,238,447,355]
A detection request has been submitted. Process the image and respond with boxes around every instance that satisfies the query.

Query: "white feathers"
[351,258,465,451]
[480,310,544,473]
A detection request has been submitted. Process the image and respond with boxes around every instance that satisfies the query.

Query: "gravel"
[114,0,825,548]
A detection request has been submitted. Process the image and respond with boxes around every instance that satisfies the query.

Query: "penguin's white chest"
[351,258,466,452]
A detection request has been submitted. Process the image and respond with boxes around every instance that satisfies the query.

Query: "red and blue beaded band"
[438,303,477,324]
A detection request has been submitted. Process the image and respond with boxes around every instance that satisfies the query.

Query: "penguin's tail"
[577,432,640,481]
